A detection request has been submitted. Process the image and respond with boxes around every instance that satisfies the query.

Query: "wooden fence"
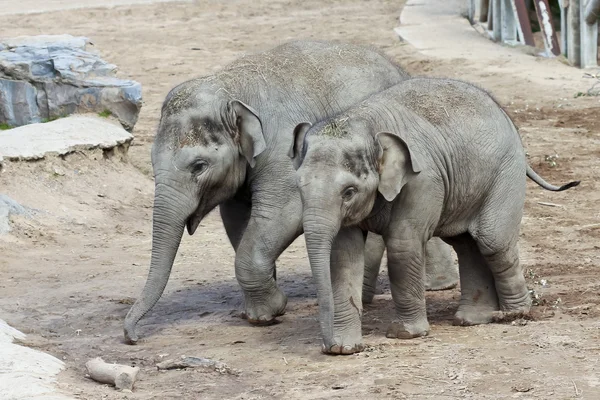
[467,0,599,68]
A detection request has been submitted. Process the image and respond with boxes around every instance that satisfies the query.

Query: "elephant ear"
[229,100,266,168]
[288,122,312,170]
[376,132,422,202]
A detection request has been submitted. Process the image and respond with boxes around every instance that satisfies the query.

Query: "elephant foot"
[453,307,496,326]
[425,274,459,291]
[321,342,365,355]
[491,300,532,323]
[385,319,429,339]
[242,288,287,325]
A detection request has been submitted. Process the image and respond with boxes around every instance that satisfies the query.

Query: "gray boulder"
[0,35,141,131]
[0,194,29,235]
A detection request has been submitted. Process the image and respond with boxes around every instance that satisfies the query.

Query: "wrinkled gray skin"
[124,40,461,344]
[362,234,458,303]
[290,77,580,354]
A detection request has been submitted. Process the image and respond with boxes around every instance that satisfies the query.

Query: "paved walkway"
[0,0,189,16]
[395,0,591,93]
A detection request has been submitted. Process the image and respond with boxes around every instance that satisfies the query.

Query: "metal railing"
[467,0,599,68]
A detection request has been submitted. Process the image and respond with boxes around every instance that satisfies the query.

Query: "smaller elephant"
[362,234,458,304]
[290,77,579,354]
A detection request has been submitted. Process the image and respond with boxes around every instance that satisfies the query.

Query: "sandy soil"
[1,1,599,399]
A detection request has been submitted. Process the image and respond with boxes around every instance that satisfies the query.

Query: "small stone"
[52,166,65,176]
[512,385,533,393]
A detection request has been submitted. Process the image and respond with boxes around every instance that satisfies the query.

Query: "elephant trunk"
[124,182,190,344]
[302,204,342,349]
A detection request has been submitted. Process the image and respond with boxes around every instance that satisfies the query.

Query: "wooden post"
[581,0,599,67]
[513,0,536,45]
[560,0,569,56]
[502,0,518,42]
[585,0,600,24]
[469,0,476,23]
[568,0,582,66]
[480,0,490,22]
[534,0,562,56]
[493,0,503,40]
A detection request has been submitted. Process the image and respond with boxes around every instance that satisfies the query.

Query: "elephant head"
[124,80,266,343]
[289,118,421,347]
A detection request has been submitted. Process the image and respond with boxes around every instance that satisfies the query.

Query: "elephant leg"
[220,198,280,282]
[236,195,303,325]
[478,240,531,316]
[424,237,459,291]
[445,234,499,326]
[362,233,385,304]
[472,189,531,318]
[384,230,429,339]
[363,236,457,303]
[325,227,366,355]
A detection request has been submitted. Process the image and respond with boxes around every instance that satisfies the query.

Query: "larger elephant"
[290,77,579,354]
[123,40,457,344]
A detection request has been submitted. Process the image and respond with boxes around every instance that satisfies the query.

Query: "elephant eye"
[191,160,208,175]
[342,186,357,201]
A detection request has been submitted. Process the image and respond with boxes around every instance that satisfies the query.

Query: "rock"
[0,35,141,131]
[0,319,74,400]
[0,79,41,125]
[0,204,9,234]
[0,115,133,160]
[0,194,29,234]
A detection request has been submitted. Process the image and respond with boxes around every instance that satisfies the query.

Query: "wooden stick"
[537,201,565,208]
[560,0,568,55]
[480,0,490,22]
[493,0,503,40]
[568,0,582,65]
[581,0,599,67]
[85,357,140,391]
[488,0,495,30]
[502,0,518,42]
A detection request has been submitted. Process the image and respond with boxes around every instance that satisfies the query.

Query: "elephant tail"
[526,165,580,191]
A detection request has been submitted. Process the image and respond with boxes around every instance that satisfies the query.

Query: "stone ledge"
[0,115,133,161]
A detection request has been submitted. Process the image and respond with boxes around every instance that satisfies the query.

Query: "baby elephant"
[289,78,579,354]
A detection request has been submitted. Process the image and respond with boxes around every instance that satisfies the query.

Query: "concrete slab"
[0,115,133,161]
[0,319,73,400]
[395,0,590,92]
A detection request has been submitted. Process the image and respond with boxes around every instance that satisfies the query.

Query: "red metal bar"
[513,0,535,46]
[534,0,562,55]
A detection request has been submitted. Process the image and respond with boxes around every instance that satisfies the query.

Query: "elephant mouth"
[186,214,202,235]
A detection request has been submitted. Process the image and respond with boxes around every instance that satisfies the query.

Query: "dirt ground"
[1,0,599,399]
